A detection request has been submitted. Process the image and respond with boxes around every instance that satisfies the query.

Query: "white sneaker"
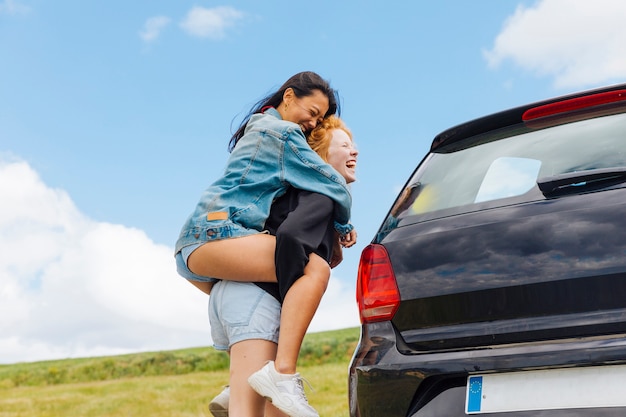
[208,385,229,417]
[248,361,319,417]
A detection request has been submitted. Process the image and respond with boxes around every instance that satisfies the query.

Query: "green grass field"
[0,328,360,417]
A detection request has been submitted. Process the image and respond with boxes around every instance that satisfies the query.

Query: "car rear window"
[388,112,626,226]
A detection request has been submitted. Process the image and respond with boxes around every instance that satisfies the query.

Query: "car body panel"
[349,84,626,417]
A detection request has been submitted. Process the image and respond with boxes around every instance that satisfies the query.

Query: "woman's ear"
[282,87,295,105]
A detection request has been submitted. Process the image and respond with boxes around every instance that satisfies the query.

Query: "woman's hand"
[340,228,357,248]
[331,228,357,268]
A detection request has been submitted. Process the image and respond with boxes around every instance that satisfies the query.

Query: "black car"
[349,84,626,416]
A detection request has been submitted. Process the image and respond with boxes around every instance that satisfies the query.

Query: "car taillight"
[356,244,400,323]
[522,89,626,121]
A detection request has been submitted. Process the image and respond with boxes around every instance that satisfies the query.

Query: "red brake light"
[522,89,626,121]
[356,244,400,323]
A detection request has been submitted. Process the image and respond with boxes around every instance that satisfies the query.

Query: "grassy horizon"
[0,327,360,417]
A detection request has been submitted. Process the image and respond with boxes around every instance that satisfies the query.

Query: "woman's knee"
[304,254,330,286]
[188,280,214,295]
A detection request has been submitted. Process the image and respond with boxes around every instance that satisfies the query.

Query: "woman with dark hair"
[208,116,358,417]
[175,72,355,416]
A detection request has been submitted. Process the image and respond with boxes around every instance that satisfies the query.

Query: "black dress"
[255,187,336,302]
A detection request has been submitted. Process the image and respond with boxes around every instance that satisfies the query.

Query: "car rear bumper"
[349,321,626,417]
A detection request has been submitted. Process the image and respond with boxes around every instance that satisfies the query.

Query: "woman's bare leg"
[188,235,330,375]
[229,339,288,417]
[273,253,330,374]
[187,234,278,282]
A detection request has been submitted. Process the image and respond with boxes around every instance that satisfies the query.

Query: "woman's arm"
[281,130,353,226]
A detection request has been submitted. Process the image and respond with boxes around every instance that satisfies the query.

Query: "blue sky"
[2,0,626,364]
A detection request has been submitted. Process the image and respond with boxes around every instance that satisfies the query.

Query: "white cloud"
[0,158,359,364]
[484,0,626,89]
[180,6,243,39]
[139,16,171,42]
[0,159,209,364]
[0,0,31,15]
[311,274,359,332]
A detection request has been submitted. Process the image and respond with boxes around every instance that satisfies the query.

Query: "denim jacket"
[175,108,352,254]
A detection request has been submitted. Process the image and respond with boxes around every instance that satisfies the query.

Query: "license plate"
[466,364,626,414]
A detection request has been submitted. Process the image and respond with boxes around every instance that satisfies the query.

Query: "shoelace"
[291,375,315,400]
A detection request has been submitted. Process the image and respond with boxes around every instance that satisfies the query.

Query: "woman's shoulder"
[247,110,302,139]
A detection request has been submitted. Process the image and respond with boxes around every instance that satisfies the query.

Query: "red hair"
[307,116,352,162]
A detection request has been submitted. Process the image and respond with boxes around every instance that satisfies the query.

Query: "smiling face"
[279,88,330,133]
[327,129,358,184]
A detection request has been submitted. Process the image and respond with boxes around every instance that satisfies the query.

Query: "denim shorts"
[208,280,281,351]
[175,243,219,284]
